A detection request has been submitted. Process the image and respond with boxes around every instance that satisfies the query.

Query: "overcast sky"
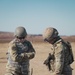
[0,0,75,35]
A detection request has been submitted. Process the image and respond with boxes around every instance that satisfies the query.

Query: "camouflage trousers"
[50,65,72,75]
[62,65,72,75]
[5,69,29,75]
[5,64,29,75]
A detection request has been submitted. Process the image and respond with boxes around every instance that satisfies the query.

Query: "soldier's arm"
[9,43,23,62]
[25,42,36,59]
[20,42,35,59]
[54,43,64,74]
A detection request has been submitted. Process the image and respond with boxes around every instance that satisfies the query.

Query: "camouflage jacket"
[50,39,71,74]
[6,39,35,67]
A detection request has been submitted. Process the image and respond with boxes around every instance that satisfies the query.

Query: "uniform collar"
[53,39,62,45]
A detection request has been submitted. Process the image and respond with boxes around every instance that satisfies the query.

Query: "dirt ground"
[0,42,75,75]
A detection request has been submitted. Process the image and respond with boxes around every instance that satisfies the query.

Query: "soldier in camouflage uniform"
[5,26,35,75]
[43,27,73,75]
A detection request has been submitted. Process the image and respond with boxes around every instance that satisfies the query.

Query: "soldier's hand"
[43,59,49,65]
[20,53,28,59]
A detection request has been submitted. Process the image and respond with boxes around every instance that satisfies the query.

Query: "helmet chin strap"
[48,36,61,44]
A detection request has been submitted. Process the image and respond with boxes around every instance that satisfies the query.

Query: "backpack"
[63,41,74,65]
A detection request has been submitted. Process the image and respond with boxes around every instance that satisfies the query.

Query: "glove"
[21,53,28,59]
[43,59,49,65]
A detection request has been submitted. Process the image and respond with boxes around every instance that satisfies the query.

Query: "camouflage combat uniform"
[50,38,72,75]
[5,38,35,75]
[43,27,73,75]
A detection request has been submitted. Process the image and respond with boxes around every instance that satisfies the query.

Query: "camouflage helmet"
[43,27,58,41]
[14,26,27,38]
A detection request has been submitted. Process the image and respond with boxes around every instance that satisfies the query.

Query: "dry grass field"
[0,42,75,75]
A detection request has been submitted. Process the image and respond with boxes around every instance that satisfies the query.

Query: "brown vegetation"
[0,32,75,43]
